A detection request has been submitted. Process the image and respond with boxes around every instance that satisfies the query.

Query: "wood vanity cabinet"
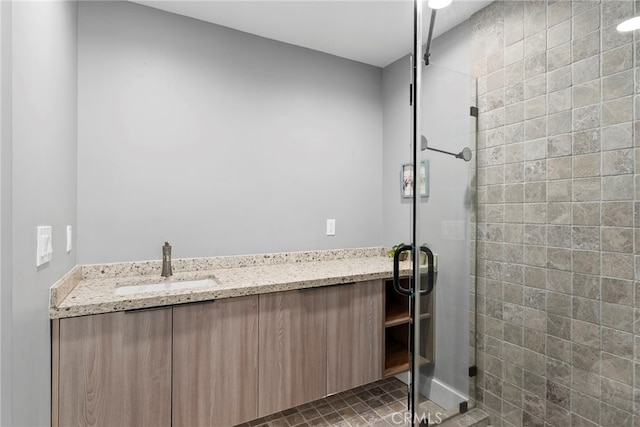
[326,280,384,394]
[56,308,172,427]
[53,280,388,426]
[172,296,259,427]
[258,288,327,417]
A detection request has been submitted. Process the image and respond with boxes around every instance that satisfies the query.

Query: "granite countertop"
[50,247,415,319]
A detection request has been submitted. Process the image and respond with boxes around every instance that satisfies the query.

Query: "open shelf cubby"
[382,278,433,378]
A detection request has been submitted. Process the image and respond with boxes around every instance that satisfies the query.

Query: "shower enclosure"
[409,63,478,424]
[399,1,478,424]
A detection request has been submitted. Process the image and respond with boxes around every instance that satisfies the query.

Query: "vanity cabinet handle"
[125,299,215,313]
[124,306,170,314]
[173,299,216,308]
[299,281,355,291]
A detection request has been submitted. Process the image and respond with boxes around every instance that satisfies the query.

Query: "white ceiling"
[130,0,493,67]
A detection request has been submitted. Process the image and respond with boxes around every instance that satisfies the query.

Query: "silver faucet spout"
[161,241,172,277]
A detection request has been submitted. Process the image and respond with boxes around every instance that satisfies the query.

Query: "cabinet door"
[58,308,172,427]
[258,288,327,417]
[327,280,383,394]
[172,296,259,427]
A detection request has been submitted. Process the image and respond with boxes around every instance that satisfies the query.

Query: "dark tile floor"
[236,377,450,427]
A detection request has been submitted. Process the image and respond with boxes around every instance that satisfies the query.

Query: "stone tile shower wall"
[471,1,639,426]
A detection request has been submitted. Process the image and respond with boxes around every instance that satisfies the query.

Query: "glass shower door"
[408,1,478,424]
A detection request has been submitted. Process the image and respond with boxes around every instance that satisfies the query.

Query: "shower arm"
[425,145,461,158]
[421,135,472,161]
[423,9,437,66]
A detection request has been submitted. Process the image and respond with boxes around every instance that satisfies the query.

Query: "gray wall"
[77,1,383,263]
[382,55,412,246]
[0,2,8,423]
[1,1,78,425]
[472,1,640,426]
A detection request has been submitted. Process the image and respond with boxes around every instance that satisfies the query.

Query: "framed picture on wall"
[401,160,429,199]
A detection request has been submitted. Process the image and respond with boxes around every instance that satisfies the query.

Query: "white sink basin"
[114,278,217,296]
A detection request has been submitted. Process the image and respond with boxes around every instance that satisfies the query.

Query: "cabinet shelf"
[384,310,432,328]
[385,306,410,327]
[417,312,432,321]
[383,339,431,378]
[384,340,409,377]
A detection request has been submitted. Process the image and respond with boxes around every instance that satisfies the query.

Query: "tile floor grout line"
[236,377,452,427]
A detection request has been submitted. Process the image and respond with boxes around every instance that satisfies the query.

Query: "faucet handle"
[161,242,173,277]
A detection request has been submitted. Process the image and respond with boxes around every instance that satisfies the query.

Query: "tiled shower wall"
[471,1,639,426]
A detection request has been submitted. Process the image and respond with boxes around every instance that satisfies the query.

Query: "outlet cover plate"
[326,219,336,236]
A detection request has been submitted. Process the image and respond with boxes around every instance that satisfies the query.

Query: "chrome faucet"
[161,241,172,277]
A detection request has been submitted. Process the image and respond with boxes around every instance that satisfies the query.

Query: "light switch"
[66,225,72,252]
[36,226,53,267]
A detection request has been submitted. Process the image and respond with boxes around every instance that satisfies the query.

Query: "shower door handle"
[393,245,436,297]
[418,245,435,296]
[392,244,413,296]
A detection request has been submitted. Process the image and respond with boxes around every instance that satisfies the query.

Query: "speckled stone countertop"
[50,247,414,319]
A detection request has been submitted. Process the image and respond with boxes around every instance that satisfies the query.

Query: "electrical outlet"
[326,219,336,236]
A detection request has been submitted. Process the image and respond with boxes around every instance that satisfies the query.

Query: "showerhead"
[420,135,472,162]
[458,147,472,162]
